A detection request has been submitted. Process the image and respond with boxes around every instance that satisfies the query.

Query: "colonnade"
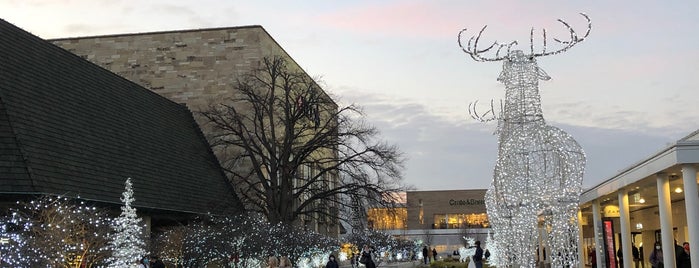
[584,165,698,268]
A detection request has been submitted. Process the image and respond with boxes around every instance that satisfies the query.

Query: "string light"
[460,14,591,268]
[104,178,148,267]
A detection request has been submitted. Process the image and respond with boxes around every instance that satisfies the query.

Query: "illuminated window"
[418,199,424,225]
[366,208,407,230]
[432,213,489,229]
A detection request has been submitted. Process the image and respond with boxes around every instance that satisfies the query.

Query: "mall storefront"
[578,130,699,268]
[367,190,491,257]
[366,132,698,267]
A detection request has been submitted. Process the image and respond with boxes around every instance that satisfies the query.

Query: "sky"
[1,0,698,191]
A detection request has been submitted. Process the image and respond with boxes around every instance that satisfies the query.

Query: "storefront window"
[432,213,489,229]
[366,208,407,230]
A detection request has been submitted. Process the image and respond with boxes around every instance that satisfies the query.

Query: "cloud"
[343,91,681,191]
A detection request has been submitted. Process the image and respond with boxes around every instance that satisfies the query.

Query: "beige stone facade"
[53,26,295,119]
[369,190,490,254]
[51,26,339,237]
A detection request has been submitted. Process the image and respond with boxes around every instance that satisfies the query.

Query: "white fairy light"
[459,14,590,268]
[105,178,148,268]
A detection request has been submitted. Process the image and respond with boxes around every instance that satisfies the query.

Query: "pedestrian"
[150,256,165,268]
[361,245,376,268]
[135,258,146,268]
[473,241,484,268]
[142,256,150,268]
[326,254,339,268]
[427,246,433,263]
[267,256,279,268]
[678,242,690,268]
[649,242,664,268]
[432,248,438,262]
[633,245,640,268]
[350,252,357,268]
[422,246,429,264]
[675,240,685,268]
[279,256,292,268]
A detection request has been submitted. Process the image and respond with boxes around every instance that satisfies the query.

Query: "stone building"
[367,190,490,255]
[51,26,340,237]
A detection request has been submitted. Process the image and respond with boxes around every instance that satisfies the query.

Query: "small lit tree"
[152,225,187,266]
[105,178,147,267]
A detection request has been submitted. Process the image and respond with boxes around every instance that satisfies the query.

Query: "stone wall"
[406,190,488,229]
[52,26,289,116]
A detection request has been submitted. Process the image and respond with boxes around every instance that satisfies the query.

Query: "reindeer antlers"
[458,13,591,61]
[531,13,591,57]
[468,99,500,122]
[458,26,517,62]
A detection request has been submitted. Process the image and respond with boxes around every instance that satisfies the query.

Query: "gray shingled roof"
[0,19,242,214]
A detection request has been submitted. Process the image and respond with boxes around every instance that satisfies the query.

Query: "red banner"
[604,220,617,268]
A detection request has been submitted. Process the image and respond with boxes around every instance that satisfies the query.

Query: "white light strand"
[105,178,148,267]
[483,50,586,268]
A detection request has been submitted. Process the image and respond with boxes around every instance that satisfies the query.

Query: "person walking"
[134,258,146,268]
[326,254,339,268]
[423,246,429,264]
[649,242,664,268]
[473,241,484,268]
[432,248,438,262]
[673,240,686,268]
[350,252,357,268]
[150,256,165,268]
[361,245,376,268]
[678,242,690,268]
[266,256,279,268]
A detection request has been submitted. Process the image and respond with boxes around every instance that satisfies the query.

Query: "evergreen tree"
[106,178,147,267]
[485,230,502,267]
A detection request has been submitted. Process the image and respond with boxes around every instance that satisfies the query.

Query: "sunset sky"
[2,0,698,191]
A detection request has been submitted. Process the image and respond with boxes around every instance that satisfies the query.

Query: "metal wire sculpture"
[459,13,590,268]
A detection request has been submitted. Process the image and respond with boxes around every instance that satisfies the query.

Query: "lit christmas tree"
[484,230,502,267]
[106,178,147,267]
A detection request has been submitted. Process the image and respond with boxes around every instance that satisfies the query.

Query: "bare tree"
[200,56,407,226]
[422,229,435,248]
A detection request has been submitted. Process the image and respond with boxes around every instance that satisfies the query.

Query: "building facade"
[367,190,490,256]
[51,26,340,237]
[578,130,699,268]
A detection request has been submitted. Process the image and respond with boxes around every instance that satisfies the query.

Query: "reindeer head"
[497,50,551,88]
[457,13,591,64]
[462,14,590,122]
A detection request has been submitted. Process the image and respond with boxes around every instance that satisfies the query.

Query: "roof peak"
[49,24,265,41]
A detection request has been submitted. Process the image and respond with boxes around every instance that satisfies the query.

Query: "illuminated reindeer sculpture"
[459,14,590,268]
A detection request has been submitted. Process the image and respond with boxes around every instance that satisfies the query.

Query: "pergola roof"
[580,129,699,205]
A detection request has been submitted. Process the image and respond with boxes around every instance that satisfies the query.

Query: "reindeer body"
[486,51,585,268]
[459,15,590,268]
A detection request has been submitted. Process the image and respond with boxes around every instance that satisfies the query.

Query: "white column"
[681,165,699,267]
[619,189,633,268]
[656,173,676,268]
[592,199,606,268]
[578,209,586,268]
